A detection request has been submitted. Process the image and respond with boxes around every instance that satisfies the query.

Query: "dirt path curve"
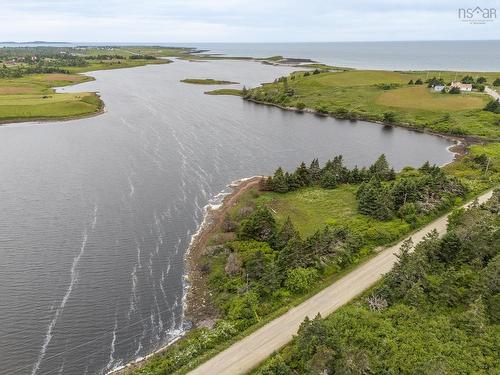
[189,190,494,375]
[485,86,500,101]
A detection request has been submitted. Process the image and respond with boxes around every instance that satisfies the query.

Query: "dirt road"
[189,190,494,375]
[485,86,500,101]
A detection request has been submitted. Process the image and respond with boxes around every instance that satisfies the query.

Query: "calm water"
[0,59,453,375]
[190,41,500,71]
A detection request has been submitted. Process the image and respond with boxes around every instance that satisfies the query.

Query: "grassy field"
[0,73,104,123]
[181,78,239,85]
[375,85,486,111]
[252,185,409,242]
[247,69,500,139]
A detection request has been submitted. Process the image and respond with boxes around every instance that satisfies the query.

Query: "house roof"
[451,81,472,89]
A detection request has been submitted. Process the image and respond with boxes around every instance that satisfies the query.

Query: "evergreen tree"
[294,162,310,187]
[278,234,307,272]
[350,166,361,183]
[368,154,393,180]
[286,172,301,191]
[391,178,419,209]
[308,158,322,184]
[357,178,381,216]
[271,167,289,193]
[274,217,299,251]
[357,178,393,220]
[246,249,265,281]
[484,99,500,114]
[320,169,338,189]
[238,206,277,242]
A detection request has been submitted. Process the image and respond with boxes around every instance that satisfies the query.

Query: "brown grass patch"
[0,86,37,94]
[37,74,85,82]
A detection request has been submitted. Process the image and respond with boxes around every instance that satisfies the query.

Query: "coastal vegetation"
[0,73,102,123]
[128,150,497,375]
[180,78,239,85]
[255,191,499,374]
[243,70,500,139]
[0,46,182,123]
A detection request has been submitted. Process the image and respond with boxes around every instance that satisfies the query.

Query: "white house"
[451,81,473,92]
[433,85,446,92]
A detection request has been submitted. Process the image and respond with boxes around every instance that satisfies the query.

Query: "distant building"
[433,85,446,92]
[451,81,472,92]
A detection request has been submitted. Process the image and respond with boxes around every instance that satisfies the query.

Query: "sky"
[1,0,499,43]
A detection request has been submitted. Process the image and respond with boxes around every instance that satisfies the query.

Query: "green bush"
[285,267,319,294]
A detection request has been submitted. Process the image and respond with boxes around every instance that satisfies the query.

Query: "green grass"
[0,93,102,121]
[375,85,487,111]
[254,185,410,239]
[204,88,243,96]
[235,184,457,249]
[181,78,239,85]
[0,73,103,123]
[444,142,500,191]
[249,69,500,139]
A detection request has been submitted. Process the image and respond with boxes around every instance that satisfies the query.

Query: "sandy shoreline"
[108,176,264,375]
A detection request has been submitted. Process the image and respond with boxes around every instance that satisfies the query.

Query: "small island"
[180,78,239,85]
[204,88,243,96]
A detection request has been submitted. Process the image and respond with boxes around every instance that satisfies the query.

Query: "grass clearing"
[254,186,359,236]
[251,185,411,245]
[376,85,487,111]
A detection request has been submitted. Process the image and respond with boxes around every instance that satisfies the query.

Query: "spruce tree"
[320,169,337,189]
[308,158,321,184]
[271,167,289,193]
[294,162,310,187]
[275,217,299,251]
[369,154,393,180]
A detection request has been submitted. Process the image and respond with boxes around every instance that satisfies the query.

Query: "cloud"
[0,0,499,42]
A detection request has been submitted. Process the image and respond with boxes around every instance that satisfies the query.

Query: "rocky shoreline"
[107,176,265,375]
[184,176,265,327]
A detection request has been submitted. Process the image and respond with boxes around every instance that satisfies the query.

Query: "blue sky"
[1,0,499,42]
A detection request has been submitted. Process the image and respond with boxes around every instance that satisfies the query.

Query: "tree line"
[264,155,467,223]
